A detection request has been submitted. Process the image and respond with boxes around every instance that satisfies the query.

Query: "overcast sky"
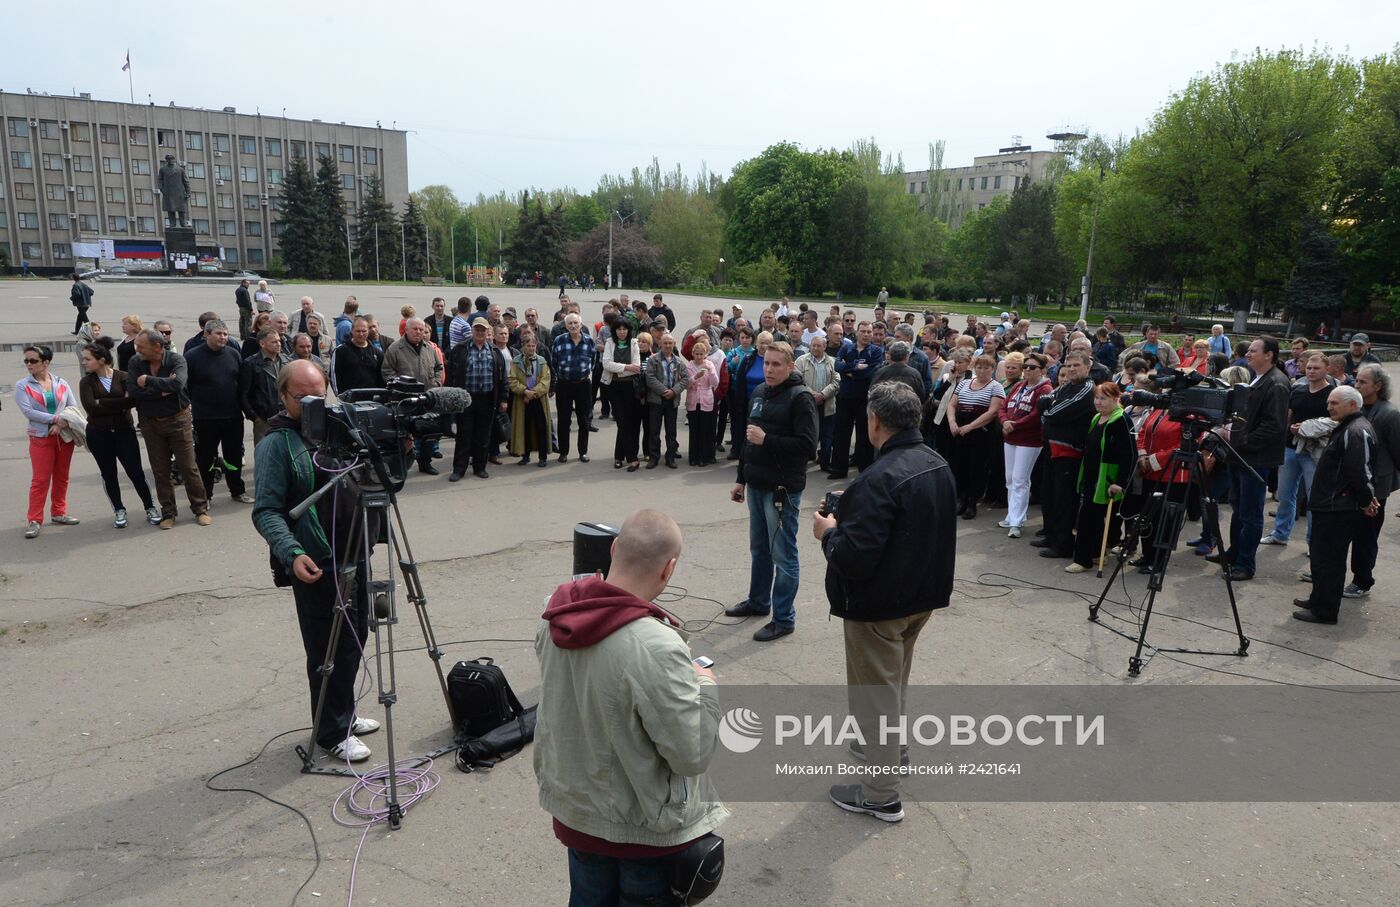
[7,1,1396,201]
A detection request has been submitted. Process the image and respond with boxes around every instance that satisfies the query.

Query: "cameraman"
[812,382,956,823]
[251,360,379,763]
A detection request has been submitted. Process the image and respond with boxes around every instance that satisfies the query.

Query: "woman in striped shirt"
[947,354,1006,520]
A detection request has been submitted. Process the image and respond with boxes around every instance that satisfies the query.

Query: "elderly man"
[382,317,444,474]
[871,341,927,402]
[1344,333,1382,378]
[269,310,293,356]
[893,324,932,391]
[643,333,690,469]
[1349,365,1400,599]
[726,304,745,332]
[552,313,596,463]
[1292,386,1380,625]
[295,296,326,336]
[235,279,254,342]
[185,319,252,505]
[814,381,955,822]
[796,334,840,471]
[1032,351,1096,559]
[446,319,503,481]
[128,329,210,529]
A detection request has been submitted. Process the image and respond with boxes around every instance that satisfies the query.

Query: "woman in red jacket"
[1131,407,1194,569]
[998,352,1053,538]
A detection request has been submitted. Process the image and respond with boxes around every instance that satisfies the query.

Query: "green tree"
[1283,215,1346,322]
[1334,49,1400,316]
[562,195,606,239]
[1125,49,1358,328]
[412,184,462,274]
[275,154,327,278]
[733,252,791,296]
[355,173,400,280]
[823,179,870,295]
[503,193,569,282]
[400,197,428,280]
[988,181,1068,306]
[315,155,351,279]
[645,189,725,282]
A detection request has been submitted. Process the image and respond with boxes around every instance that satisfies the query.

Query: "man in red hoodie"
[534,510,729,904]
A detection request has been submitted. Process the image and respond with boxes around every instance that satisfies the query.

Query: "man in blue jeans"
[1208,337,1291,580]
[726,342,819,641]
[1263,352,1333,546]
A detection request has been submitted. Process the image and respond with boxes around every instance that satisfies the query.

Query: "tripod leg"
[1089,550,1128,622]
[1202,492,1250,657]
[1128,587,1159,677]
[388,500,458,729]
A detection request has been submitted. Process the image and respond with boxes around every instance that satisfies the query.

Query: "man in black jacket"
[813,382,955,823]
[1349,364,1399,598]
[1293,387,1380,625]
[235,279,254,342]
[240,328,287,445]
[870,341,927,402]
[1207,337,1291,581]
[186,319,252,504]
[70,273,94,335]
[1031,352,1096,558]
[328,316,385,398]
[725,342,819,642]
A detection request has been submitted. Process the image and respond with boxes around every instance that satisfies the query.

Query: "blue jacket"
[835,342,885,398]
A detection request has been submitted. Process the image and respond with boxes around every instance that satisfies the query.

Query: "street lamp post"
[1080,165,1105,325]
[718,257,725,287]
[607,209,634,290]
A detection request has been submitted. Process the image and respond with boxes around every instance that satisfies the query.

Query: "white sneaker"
[330,735,371,763]
[24,521,40,539]
[351,716,381,736]
[997,518,1013,529]
[1007,526,1021,539]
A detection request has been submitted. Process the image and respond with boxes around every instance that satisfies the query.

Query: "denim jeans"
[1226,467,1268,575]
[567,849,678,907]
[1270,446,1316,543]
[747,486,802,627]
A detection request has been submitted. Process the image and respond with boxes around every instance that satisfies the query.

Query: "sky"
[6,0,1397,202]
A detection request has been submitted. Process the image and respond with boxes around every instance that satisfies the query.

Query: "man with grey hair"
[186,318,252,505]
[893,323,932,391]
[129,328,210,529]
[1348,364,1399,599]
[813,381,956,822]
[382,317,444,474]
[551,313,596,462]
[295,295,327,336]
[269,310,293,356]
[870,341,927,402]
[1293,385,1380,625]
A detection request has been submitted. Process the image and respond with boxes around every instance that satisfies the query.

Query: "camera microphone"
[421,386,473,414]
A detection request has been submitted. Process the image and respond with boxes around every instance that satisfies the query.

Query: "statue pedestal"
[163,226,196,274]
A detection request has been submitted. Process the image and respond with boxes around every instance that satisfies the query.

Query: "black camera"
[1128,371,1244,426]
[818,491,843,517]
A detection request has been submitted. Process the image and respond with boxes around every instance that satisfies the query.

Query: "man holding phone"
[812,382,957,822]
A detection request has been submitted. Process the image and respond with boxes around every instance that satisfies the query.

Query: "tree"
[274,154,326,278]
[1124,49,1358,330]
[413,184,462,274]
[571,221,663,285]
[1284,215,1346,322]
[645,189,724,282]
[721,143,860,292]
[987,182,1068,306]
[734,252,791,296]
[503,193,569,282]
[1334,49,1400,316]
[355,173,400,280]
[562,195,606,239]
[823,179,870,295]
[315,155,351,279]
[400,197,428,280]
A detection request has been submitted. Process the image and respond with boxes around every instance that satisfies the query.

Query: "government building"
[903,143,1062,230]
[0,89,408,272]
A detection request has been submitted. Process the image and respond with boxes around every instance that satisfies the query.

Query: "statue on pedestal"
[157,154,190,228]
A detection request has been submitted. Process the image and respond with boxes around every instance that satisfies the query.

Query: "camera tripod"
[1089,420,1251,677]
[290,440,457,830]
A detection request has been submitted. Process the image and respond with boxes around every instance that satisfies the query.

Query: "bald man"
[252,358,381,763]
[535,510,729,900]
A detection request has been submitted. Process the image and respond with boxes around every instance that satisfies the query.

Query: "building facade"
[903,146,1061,231]
[0,90,408,272]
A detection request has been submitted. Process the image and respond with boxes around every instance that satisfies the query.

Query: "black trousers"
[729,393,748,460]
[647,401,680,461]
[74,306,90,333]
[688,408,716,465]
[555,378,591,457]
[293,568,367,748]
[1350,496,1385,591]
[592,361,610,416]
[453,398,495,474]
[1042,457,1081,553]
[87,426,154,512]
[1306,509,1367,620]
[949,425,998,503]
[193,416,247,496]
[715,398,729,446]
[1072,497,1124,567]
[832,395,872,473]
[610,383,642,463]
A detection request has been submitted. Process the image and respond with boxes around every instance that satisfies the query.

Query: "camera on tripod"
[1128,370,1245,426]
[300,377,470,484]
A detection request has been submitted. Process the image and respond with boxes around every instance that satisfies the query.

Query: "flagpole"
[126,50,133,104]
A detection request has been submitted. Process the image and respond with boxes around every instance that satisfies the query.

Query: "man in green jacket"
[534,510,729,903]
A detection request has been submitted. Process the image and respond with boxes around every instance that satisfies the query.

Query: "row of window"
[0,240,266,265]
[908,174,1024,194]
[10,155,366,193]
[7,185,294,211]
[3,210,280,236]
[6,118,380,165]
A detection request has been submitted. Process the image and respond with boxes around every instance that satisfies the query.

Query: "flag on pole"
[122,51,130,72]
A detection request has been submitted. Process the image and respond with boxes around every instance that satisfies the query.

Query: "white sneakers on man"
[331,735,371,763]
[351,716,381,735]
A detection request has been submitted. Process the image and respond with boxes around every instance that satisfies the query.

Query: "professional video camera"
[1127,370,1245,426]
[300,377,472,485]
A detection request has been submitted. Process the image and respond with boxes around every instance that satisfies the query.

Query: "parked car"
[232,270,261,280]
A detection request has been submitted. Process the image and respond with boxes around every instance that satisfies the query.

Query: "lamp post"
[1079,165,1105,325]
[607,208,634,290]
[718,257,725,287]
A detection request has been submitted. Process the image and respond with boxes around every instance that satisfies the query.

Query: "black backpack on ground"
[448,657,536,772]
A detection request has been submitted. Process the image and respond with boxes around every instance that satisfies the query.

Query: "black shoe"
[627,461,641,472]
[1038,548,1071,559]
[665,457,677,469]
[474,469,490,479]
[724,600,769,618]
[538,459,547,468]
[1204,551,1226,564]
[448,472,464,482]
[753,622,794,642]
[1128,555,1150,568]
[955,499,969,516]
[727,452,740,461]
[1292,597,1316,608]
[1028,538,1053,549]
[827,471,849,480]
[558,455,569,463]
[419,462,440,476]
[1226,568,1254,582]
[961,504,976,520]
[615,460,624,469]
[1293,609,1337,625]
[579,455,590,463]
[829,784,903,823]
[1034,528,1047,538]
[519,457,531,466]
[588,424,599,433]
[646,460,660,470]
[432,450,444,460]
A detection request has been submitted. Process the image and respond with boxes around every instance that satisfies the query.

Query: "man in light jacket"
[796,334,840,472]
[535,510,728,903]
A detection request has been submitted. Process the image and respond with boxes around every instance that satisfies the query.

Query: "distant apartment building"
[0,89,408,271]
[903,144,1062,230]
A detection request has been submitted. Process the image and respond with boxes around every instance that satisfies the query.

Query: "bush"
[734,253,791,297]
[908,278,933,301]
[1143,292,1174,311]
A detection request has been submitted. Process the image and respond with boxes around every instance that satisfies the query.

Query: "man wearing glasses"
[999,353,1052,540]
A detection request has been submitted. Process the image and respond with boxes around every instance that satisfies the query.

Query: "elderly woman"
[16,345,80,539]
[79,338,157,529]
[1066,383,1136,573]
[601,318,645,470]
[254,279,274,313]
[1178,338,1211,375]
[947,354,1006,519]
[928,347,973,450]
[685,338,721,466]
[507,333,552,467]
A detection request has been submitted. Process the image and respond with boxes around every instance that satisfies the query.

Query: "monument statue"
[156,154,191,228]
